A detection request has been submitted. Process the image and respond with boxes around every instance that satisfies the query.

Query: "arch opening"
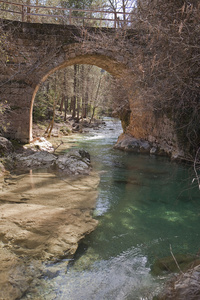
[29,53,132,142]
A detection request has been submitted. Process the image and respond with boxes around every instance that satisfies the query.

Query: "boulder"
[24,137,54,153]
[15,151,56,169]
[13,149,91,175]
[0,137,13,156]
[56,150,90,175]
[114,134,151,153]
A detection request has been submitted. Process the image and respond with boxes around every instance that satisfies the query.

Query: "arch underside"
[41,53,129,83]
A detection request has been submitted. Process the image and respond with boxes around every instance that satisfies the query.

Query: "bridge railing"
[0,1,135,28]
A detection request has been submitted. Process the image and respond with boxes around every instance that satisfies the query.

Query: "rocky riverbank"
[0,136,100,299]
[154,264,200,300]
[1,123,199,299]
[114,133,184,159]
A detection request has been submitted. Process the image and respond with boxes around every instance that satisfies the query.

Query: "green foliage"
[33,91,52,122]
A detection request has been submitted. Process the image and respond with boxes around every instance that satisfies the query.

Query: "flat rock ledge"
[114,134,184,159]
[154,264,200,300]
[0,172,100,299]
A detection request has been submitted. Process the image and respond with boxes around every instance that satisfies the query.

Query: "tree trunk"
[45,96,58,138]
[72,64,77,119]
[89,106,96,124]
[76,65,80,121]
[64,96,68,121]
[59,94,64,113]
[72,96,76,119]
[122,0,126,27]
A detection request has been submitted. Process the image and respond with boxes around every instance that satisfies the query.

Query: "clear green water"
[25,119,200,300]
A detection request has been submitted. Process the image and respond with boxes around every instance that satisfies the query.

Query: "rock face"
[118,100,186,159]
[0,162,6,177]
[115,128,184,158]
[0,137,13,156]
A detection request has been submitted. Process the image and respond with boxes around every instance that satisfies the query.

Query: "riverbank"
[0,130,100,299]
[0,170,100,299]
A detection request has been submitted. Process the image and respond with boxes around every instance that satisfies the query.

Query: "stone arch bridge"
[0,19,180,157]
[0,19,136,142]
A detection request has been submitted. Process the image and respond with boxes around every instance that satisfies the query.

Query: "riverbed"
[1,118,200,299]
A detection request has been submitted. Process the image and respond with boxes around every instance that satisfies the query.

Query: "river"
[23,118,200,300]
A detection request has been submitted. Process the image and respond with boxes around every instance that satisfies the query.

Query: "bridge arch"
[29,43,132,141]
[0,19,184,157]
[0,20,133,143]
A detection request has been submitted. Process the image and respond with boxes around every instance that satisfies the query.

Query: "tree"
[104,0,136,27]
[134,0,200,153]
[75,0,200,157]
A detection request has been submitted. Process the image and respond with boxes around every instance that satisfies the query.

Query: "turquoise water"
[25,119,200,299]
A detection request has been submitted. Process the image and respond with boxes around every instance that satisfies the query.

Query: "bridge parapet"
[0,0,135,28]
